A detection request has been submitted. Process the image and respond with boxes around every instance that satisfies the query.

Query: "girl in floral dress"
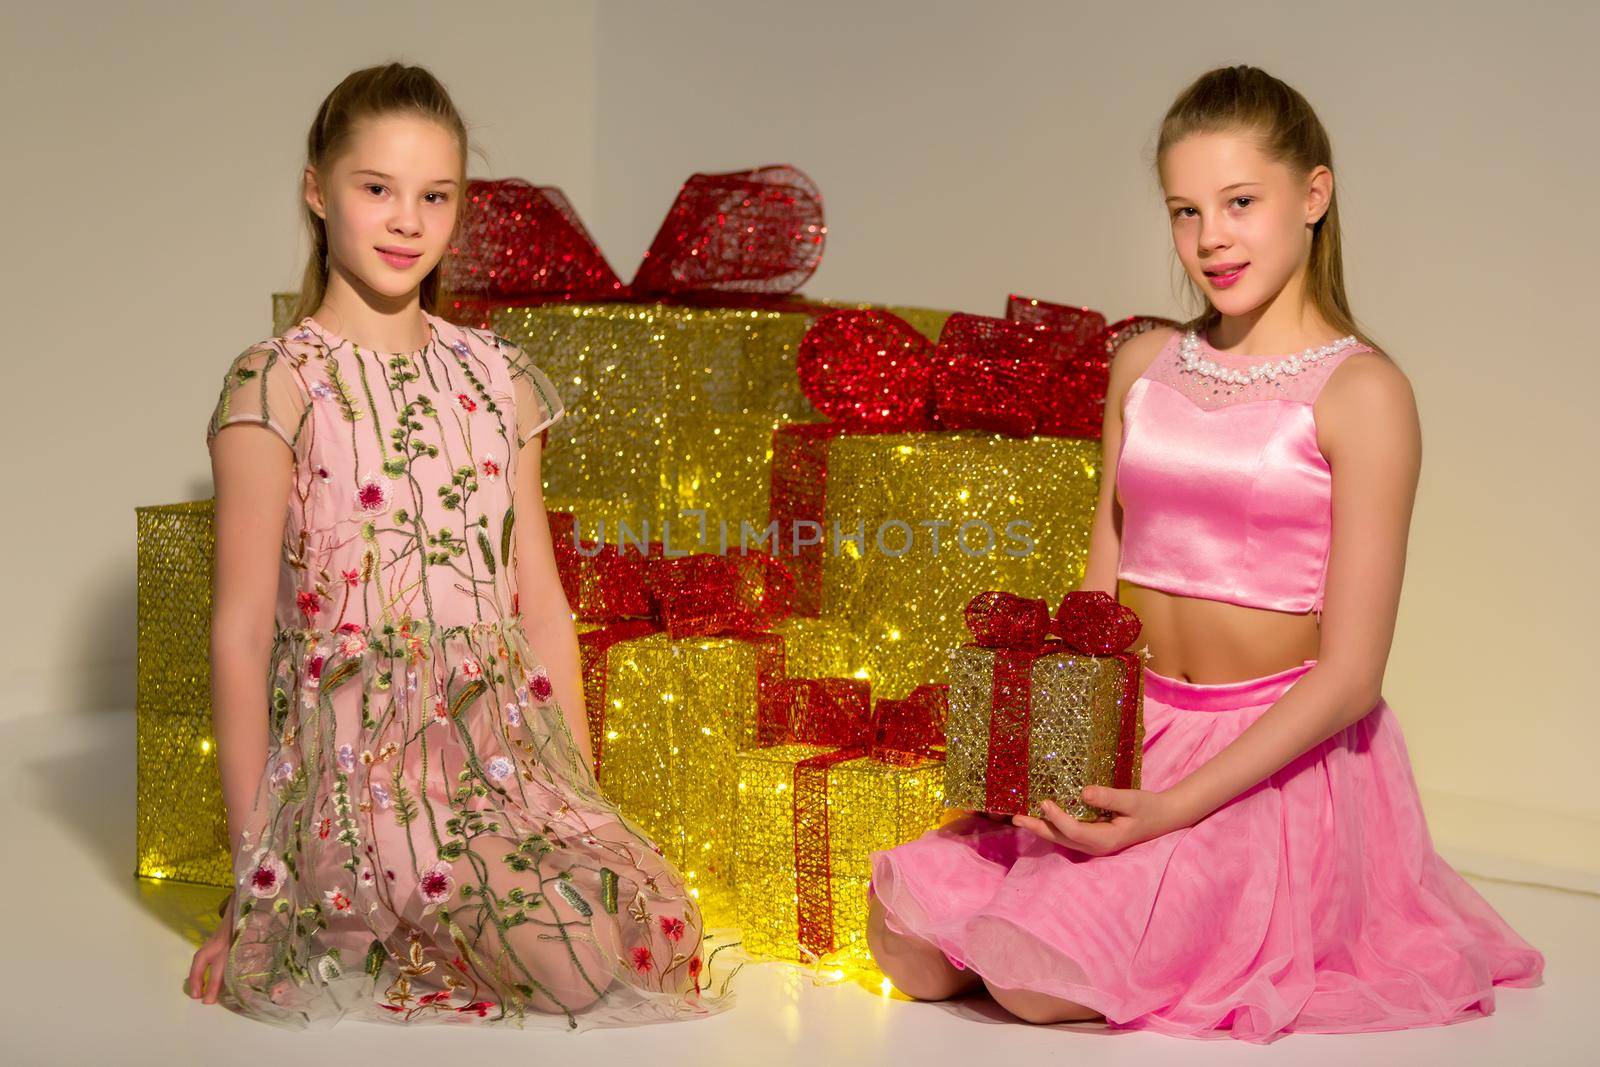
[186,63,720,1030]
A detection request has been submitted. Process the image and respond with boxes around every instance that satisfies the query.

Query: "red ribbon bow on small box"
[963,589,1143,815]
[768,676,948,958]
[559,513,797,773]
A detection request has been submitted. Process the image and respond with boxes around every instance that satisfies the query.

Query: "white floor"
[3,705,1591,1067]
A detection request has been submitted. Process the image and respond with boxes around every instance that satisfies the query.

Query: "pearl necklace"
[1177,329,1359,387]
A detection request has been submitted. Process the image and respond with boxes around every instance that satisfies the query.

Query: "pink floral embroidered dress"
[204,310,719,1030]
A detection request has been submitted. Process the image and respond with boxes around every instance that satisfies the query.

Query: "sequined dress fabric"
[204,311,720,1030]
[868,328,1545,1042]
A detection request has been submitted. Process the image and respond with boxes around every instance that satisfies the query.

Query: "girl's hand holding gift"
[1011,785,1187,856]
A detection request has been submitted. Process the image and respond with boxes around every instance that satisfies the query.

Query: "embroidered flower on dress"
[303,650,325,682]
[486,756,514,782]
[324,889,352,912]
[460,657,482,680]
[339,635,365,658]
[456,393,477,412]
[354,471,392,513]
[447,339,473,360]
[341,568,361,588]
[337,744,356,772]
[247,853,288,899]
[359,866,375,887]
[309,379,336,401]
[432,697,450,725]
[269,759,295,784]
[371,781,392,809]
[298,591,322,622]
[315,466,332,483]
[419,860,455,911]
[316,817,332,840]
[659,916,685,943]
[504,702,522,728]
[480,454,501,481]
[528,668,553,703]
[631,947,654,974]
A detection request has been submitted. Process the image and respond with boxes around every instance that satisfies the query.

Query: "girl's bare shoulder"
[1108,324,1179,391]
[1321,345,1415,413]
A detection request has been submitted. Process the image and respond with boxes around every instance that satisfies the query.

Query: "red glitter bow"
[550,510,794,631]
[443,167,826,324]
[963,589,1143,815]
[964,591,1053,650]
[777,677,948,958]
[560,515,795,774]
[795,300,1178,438]
[1051,589,1142,655]
[778,677,947,763]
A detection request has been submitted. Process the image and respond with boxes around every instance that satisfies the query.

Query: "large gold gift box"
[135,500,231,888]
[770,428,1102,699]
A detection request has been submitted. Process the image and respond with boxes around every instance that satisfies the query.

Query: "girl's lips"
[1206,263,1248,289]
[377,249,421,270]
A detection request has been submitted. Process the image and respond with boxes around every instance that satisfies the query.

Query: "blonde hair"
[291,63,472,324]
[1156,65,1384,356]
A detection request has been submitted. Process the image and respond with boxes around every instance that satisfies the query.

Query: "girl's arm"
[208,425,294,856]
[1163,353,1422,827]
[510,430,592,771]
[1080,327,1171,594]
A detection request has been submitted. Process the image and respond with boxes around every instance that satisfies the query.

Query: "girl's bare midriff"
[1118,581,1321,683]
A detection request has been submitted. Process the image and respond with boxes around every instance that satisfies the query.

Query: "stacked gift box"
[735,678,947,967]
[766,299,1172,698]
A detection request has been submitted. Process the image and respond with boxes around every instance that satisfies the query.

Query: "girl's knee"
[984,981,1103,1025]
[866,897,975,1003]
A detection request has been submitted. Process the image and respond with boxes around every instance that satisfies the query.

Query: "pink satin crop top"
[1114,328,1374,614]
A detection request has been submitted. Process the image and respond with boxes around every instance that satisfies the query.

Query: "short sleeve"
[205,343,311,456]
[500,338,565,450]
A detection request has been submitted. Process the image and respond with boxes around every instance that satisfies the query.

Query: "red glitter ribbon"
[966,590,1143,815]
[443,167,828,326]
[796,301,1178,440]
[570,539,794,776]
[1052,591,1144,791]
[1005,294,1180,438]
[780,678,948,959]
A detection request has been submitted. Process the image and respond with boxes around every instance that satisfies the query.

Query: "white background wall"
[4,0,1595,886]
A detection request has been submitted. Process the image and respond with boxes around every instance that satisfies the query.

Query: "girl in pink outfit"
[867,64,1545,1042]
[186,63,721,1031]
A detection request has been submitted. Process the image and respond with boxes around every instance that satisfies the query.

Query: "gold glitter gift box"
[769,427,1102,699]
[736,745,943,967]
[135,500,232,888]
[940,630,1145,825]
[582,628,788,927]
[734,680,946,967]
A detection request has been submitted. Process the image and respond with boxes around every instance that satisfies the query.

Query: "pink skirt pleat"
[868,661,1545,1043]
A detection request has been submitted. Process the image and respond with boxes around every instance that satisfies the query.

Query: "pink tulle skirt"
[868,660,1545,1043]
